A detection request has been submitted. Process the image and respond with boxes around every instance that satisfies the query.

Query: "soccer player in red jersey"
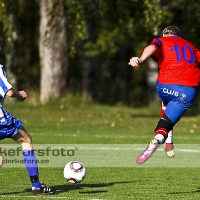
[129,26,200,165]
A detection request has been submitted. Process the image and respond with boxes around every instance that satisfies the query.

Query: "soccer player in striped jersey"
[129,26,200,165]
[0,34,55,194]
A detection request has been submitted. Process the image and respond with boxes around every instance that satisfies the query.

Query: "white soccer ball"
[63,161,86,183]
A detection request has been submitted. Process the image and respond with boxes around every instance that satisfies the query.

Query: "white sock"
[165,130,173,143]
[154,134,165,144]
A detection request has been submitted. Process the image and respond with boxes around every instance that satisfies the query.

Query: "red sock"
[154,128,168,143]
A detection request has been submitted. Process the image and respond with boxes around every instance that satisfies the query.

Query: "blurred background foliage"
[0,0,200,106]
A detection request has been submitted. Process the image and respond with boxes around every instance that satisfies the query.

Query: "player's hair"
[162,26,181,37]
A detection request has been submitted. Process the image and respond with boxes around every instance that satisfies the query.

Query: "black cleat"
[32,183,55,195]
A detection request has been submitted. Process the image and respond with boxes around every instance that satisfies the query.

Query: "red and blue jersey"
[151,36,200,87]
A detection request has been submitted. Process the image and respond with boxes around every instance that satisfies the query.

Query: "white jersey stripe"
[0,64,12,97]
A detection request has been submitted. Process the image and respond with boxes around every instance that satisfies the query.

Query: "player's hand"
[18,90,27,101]
[128,57,142,67]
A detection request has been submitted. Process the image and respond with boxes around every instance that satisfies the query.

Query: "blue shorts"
[0,113,23,140]
[156,81,197,124]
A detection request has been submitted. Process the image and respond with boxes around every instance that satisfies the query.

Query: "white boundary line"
[2,144,200,153]
[77,147,200,153]
[30,132,200,140]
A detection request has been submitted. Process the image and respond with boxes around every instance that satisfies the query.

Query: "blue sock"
[32,182,42,188]
[23,150,42,188]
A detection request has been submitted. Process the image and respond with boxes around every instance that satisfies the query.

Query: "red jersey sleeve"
[150,38,162,50]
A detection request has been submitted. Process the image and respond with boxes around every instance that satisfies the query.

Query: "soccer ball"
[63,161,86,183]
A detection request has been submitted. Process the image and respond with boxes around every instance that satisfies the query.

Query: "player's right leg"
[161,103,175,158]
[12,125,55,195]
[164,130,175,158]
[161,84,197,159]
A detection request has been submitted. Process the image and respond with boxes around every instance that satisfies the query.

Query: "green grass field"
[1,95,200,200]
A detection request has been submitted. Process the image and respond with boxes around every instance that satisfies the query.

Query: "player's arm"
[194,49,200,63]
[129,45,157,67]
[6,89,27,101]
[140,45,157,63]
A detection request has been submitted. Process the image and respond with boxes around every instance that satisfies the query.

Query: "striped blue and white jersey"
[0,64,12,98]
[0,64,12,124]
[0,64,22,139]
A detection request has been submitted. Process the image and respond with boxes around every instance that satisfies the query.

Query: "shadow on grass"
[0,181,133,196]
[167,188,200,195]
[54,181,133,194]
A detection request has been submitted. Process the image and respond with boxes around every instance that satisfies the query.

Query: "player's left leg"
[12,126,55,195]
[0,152,4,167]
[161,103,175,158]
[164,130,174,157]
[136,113,174,165]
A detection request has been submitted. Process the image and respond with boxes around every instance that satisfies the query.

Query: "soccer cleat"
[136,139,160,165]
[164,143,175,158]
[32,183,55,195]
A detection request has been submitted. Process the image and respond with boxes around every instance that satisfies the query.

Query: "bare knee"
[12,126,32,144]
[12,126,33,150]
[0,152,4,168]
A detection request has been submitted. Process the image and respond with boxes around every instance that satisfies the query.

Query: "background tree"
[39,0,68,102]
[0,0,18,91]
[0,0,40,91]
[66,0,151,105]
[1,0,200,106]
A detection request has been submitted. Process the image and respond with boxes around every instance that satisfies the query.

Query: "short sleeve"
[150,38,162,50]
[0,65,12,98]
